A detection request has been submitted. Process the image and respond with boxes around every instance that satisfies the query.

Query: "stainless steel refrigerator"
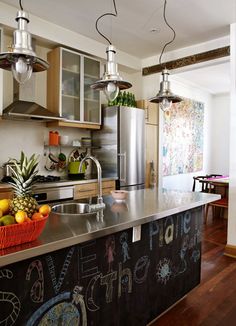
[92,106,145,190]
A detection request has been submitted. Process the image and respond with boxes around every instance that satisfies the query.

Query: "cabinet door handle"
[145,107,149,121]
[118,152,127,182]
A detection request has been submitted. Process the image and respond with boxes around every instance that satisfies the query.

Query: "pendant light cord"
[159,0,176,65]
[19,0,23,10]
[95,0,117,45]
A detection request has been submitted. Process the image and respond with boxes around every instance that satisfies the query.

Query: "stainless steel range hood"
[2,100,63,121]
[2,67,63,122]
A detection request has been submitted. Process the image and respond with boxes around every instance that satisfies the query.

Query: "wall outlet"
[132,225,141,242]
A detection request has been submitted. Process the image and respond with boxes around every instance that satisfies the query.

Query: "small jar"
[49,131,59,146]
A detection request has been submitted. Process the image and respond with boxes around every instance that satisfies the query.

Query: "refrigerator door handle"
[118,152,127,182]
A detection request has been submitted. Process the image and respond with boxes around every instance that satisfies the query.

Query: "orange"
[0,199,10,214]
[39,204,51,216]
[24,217,32,223]
[32,212,44,221]
[15,210,27,224]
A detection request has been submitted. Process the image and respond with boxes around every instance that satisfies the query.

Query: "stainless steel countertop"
[0,188,220,267]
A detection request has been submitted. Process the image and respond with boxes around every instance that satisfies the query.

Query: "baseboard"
[224,244,236,258]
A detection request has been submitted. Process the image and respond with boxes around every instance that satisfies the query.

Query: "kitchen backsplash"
[0,120,90,179]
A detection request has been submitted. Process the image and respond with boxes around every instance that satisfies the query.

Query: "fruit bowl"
[111,190,128,201]
[0,215,48,249]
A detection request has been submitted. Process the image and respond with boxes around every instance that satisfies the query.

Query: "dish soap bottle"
[149,161,156,188]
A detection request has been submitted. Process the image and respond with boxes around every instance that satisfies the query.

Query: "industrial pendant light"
[91,0,132,102]
[0,0,49,84]
[149,0,182,111]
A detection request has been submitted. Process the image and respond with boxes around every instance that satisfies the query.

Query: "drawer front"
[74,180,116,199]
[74,183,97,199]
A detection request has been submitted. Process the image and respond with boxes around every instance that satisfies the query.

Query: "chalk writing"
[133,256,150,284]
[100,272,117,303]
[46,247,75,294]
[72,285,87,326]
[149,221,159,251]
[164,216,174,244]
[0,269,21,326]
[85,274,101,312]
[26,260,44,303]
[120,232,130,263]
[80,241,100,279]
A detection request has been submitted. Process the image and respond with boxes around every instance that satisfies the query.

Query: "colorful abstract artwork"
[163,98,204,176]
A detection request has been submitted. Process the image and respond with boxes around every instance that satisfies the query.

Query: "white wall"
[142,73,213,191]
[210,94,230,175]
[0,120,90,179]
[227,23,236,246]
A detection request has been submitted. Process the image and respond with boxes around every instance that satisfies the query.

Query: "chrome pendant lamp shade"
[0,1,49,84]
[90,0,132,102]
[149,0,182,111]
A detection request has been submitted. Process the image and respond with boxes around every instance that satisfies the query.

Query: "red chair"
[204,181,228,224]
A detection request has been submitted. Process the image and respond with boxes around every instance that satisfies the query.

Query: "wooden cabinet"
[0,190,13,200]
[47,47,101,129]
[74,180,115,200]
[137,99,159,188]
[136,100,159,125]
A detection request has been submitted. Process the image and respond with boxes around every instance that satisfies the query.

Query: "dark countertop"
[0,188,220,267]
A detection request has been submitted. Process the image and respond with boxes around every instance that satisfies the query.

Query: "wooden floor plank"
[149,215,236,326]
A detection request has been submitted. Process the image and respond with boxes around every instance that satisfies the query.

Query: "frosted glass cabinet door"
[61,49,81,120]
[83,56,100,123]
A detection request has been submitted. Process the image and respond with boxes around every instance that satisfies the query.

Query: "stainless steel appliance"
[92,106,145,190]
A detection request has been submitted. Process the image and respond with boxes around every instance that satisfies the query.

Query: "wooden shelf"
[62,67,80,74]
[46,120,101,129]
[62,93,80,99]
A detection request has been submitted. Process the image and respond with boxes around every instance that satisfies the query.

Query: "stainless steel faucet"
[79,155,104,206]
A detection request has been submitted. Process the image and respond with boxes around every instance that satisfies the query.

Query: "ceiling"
[0,0,234,94]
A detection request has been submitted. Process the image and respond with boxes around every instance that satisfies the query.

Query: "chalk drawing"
[191,250,200,262]
[80,241,100,279]
[183,211,191,234]
[26,292,70,326]
[133,256,150,284]
[38,302,80,326]
[46,247,75,294]
[100,271,117,303]
[156,258,172,285]
[120,232,130,263]
[85,274,101,312]
[105,235,116,272]
[26,260,44,303]
[0,269,21,326]
[118,263,132,298]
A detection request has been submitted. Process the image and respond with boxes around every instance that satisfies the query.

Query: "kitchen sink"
[52,202,105,216]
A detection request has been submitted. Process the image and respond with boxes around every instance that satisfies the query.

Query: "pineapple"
[9,152,39,218]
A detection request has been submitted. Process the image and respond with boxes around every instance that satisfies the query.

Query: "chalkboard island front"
[0,188,219,325]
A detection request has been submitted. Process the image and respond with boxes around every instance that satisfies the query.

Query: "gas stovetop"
[1,175,61,184]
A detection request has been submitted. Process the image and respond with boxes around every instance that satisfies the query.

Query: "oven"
[32,186,74,204]
[31,175,74,204]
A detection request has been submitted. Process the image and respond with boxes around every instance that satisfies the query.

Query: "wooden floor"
[150,215,236,326]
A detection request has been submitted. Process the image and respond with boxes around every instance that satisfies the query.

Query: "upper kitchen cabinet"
[136,100,159,125]
[47,47,101,129]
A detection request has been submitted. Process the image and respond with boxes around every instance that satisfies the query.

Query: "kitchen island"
[0,188,219,325]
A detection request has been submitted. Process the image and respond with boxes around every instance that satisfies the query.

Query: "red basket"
[0,216,48,249]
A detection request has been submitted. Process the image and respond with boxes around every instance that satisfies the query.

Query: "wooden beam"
[142,46,230,76]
